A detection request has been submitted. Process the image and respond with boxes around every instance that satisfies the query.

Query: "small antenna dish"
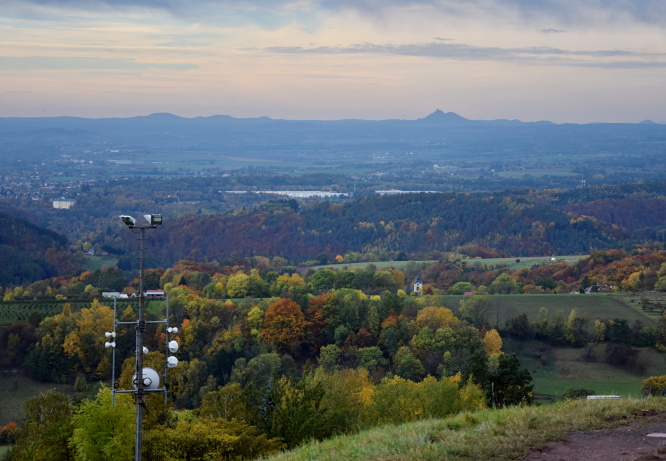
[132,368,160,390]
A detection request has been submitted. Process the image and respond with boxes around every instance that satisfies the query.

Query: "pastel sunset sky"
[1,0,665,122]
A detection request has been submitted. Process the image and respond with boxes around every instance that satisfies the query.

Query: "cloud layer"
[1,0,665,121]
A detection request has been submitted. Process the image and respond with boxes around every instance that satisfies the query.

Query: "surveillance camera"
[144,214,163,226]
[120,215,136,227]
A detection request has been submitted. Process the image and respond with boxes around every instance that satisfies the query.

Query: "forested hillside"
[154,192,631,265]
[0,212,81,286]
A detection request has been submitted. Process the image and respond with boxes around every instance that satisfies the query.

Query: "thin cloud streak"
[0,56,197,71]
[266,42,666,69]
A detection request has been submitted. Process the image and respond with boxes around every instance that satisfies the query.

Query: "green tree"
[199,383,250,421]
[310,269,336,292]
[230,353,281,388]
[447,281,473,295]
[70,387,135,461]
[12,390,73,461]
[355,346,387,371]
[458,295,493,328]
[461,350,489,394]
[393,346,426,381]
[506,312,534,339]
[488,273,520,294]
[566,309,590,346]
[265,377,332,448]
[143,418,284,461]
[317,344,342,373]
[226,272,249,298]
[169,358,214,409]
[489,353,533,407]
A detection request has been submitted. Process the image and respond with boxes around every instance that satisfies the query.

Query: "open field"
[0,301,74,326]
[83,255,119,271]
[504,339,666,400]
[307,260,434,271]
[0,371,75,425]
[497,168,580,178]
[0,299,156,326]
[469,255,586,270]
[616,292,666,322]
[439,293,654,329]
[308,255,586,272]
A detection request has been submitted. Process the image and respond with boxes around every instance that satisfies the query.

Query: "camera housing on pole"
[108,213,175,461]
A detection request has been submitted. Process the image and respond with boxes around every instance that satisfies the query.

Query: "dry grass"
[263,398,666,461]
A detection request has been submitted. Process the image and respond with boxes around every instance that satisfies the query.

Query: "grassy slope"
[0,371,75,425]
[307,255,586,271]
[83,255,119,271]
[504,339,666,399]
[440,293,655,328]
[263,398,666,461]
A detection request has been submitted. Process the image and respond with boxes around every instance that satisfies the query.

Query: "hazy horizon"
[1,1,665,124]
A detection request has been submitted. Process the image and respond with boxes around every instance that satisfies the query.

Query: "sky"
[1,0,665,123]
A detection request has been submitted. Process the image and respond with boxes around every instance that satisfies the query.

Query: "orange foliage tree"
[262,298,309,354]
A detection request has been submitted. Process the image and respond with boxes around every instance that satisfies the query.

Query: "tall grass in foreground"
[263,397,666,461]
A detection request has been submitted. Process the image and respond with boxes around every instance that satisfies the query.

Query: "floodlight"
[168,340,179,353]
[167,356,179,368]
[120,215,136,227]
[144,214,163,226]
[167,327,178,334]
[105,341,116,349]
[143,346,149,354]
[105,331,116,338]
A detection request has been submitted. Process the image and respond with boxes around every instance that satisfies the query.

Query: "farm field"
[0,299,161,326]
[308,255,586,272]
[504,340,666,400]
[615,292,666,322]
[439,293,655,329]
[0,371,76,426]
[0,300,81,326]
[83,255,119,271]
[307,260,434,271]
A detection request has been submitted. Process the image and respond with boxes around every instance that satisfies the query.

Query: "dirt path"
[522,410,666,461]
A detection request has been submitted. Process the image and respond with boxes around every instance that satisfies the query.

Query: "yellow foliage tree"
[483,328,503,357]
[276,272,305,288]
[63,299,114,375]
[416,306,459,331]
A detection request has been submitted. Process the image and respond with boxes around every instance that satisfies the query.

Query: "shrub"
[641,375,666,396]
[562,388,596,400]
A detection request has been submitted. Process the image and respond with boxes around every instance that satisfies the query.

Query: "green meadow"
[439,293,653,328]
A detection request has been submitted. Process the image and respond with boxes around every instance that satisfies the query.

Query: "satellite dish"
[132,367,160,390]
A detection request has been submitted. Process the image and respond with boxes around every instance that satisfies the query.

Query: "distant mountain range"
[1,109,661,125]
[1,109,665,169]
